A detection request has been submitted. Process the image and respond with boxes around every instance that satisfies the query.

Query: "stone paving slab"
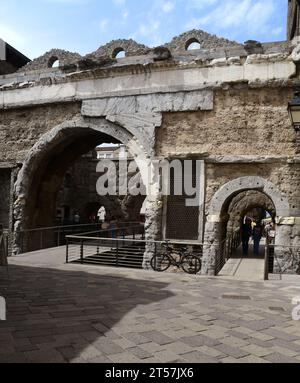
[0,250,299,363]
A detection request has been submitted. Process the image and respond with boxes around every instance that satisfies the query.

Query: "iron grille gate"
[166,160,200,241]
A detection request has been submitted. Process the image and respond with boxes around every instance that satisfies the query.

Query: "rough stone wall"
[164,30,240,52]
[20,49,82,72]
[0,169,11,228]
[156,88,297,158]
[87,39,150,60]
[0,103,81,163]
[204,163,299,217]
[56,153,145,224]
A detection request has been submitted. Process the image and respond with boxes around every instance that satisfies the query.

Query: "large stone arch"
[13,116,151,254]
[202,176,291,275]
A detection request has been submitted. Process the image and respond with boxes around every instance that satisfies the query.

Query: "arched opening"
[48,56,60,68]
[203,176,291,276]
[219,190,276,265]
[185,38,201,51]
[112,48,126,59]
[14,118,148,254]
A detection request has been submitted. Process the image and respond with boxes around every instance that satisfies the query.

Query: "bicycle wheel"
[181,255,202,274]
[150,254,171,272]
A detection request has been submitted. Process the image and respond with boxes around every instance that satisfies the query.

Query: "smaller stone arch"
[185,38,201,51]
[202,176,291,276]
[87,39,150,60]
[164,29,240,53]
[112,47,126,59]
[209,176,290,219]
[48,56,60,68]
[19,49,82,72]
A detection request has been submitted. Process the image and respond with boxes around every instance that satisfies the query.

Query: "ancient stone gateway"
[0,25,299,275]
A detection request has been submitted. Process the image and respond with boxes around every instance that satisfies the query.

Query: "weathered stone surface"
[86,39,150,60]
[20,49,82,72]
[81,91,214,117]
[164,29,241,52]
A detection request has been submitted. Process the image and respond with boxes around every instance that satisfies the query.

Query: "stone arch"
[164,29,240,53]
[112,47,126,59]
[13,116,150,254]
[19,49,82,72]
[226,190,276,232]
[185,38,201,51]
[87,39,150,60]
[202,176,291,275]
[209,176,290,219]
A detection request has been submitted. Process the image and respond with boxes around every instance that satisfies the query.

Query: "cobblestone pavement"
[0,248,300,363]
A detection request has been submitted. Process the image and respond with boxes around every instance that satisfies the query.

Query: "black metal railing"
[18,222,142,254]
[66,232,203,272]
[264,240,300,280]
[215,229,241,275]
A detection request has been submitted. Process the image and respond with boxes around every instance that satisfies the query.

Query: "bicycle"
[150,241,202,274]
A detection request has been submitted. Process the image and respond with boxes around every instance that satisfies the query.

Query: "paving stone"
[108,352,141,363]
[265,329,300,342]
[181,351,218,363]
[25,349,65,363]
[163,341,195,355]
[270,346,300,358]
[87,355,112,363]
[127,347,153,360]
[122,332,152,345]
[264,352,299,363]
[242,344,273,357]
[221,336,250,348]
[141,330,173,345]
[93,338,124,356]
[214,343,250,359]
[180,334,221,347]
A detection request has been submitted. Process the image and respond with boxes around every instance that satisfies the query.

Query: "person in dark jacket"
[253,222,263,256]
[241,218,253,256]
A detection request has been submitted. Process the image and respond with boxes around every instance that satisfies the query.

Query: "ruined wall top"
[164,29,240,51]
[86,39,150,60]
[20,49,82,72]
[17,29,243,73]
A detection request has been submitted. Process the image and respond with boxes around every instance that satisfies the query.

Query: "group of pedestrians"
[240,218,275,257]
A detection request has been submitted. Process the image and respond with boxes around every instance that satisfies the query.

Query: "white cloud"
[162,1,175,13]
[186,0,275,35]
[113,0,126,6]
[187,0,218,11]
[99,19,109,32]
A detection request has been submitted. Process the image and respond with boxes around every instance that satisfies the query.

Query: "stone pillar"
[142,195,163,270]
[141,158,163,270]
[274,217,300,274]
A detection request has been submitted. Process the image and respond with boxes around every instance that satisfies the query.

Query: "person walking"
[253,222,263,256]
[241,218,252,256]
[110,217,118,239]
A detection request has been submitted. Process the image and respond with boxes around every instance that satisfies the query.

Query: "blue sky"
[0,0,287,59]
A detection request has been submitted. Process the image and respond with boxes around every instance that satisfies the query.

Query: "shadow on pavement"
[0,264,174,363]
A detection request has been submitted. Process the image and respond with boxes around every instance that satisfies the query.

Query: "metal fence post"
[57,227,61,247]
[80,240,84,264]
[40,230,44,251]
[66,238,69,264]
[264,239,269,281]
[116,239,119,267]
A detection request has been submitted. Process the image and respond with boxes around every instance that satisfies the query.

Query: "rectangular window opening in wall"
[164,159,204,241]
